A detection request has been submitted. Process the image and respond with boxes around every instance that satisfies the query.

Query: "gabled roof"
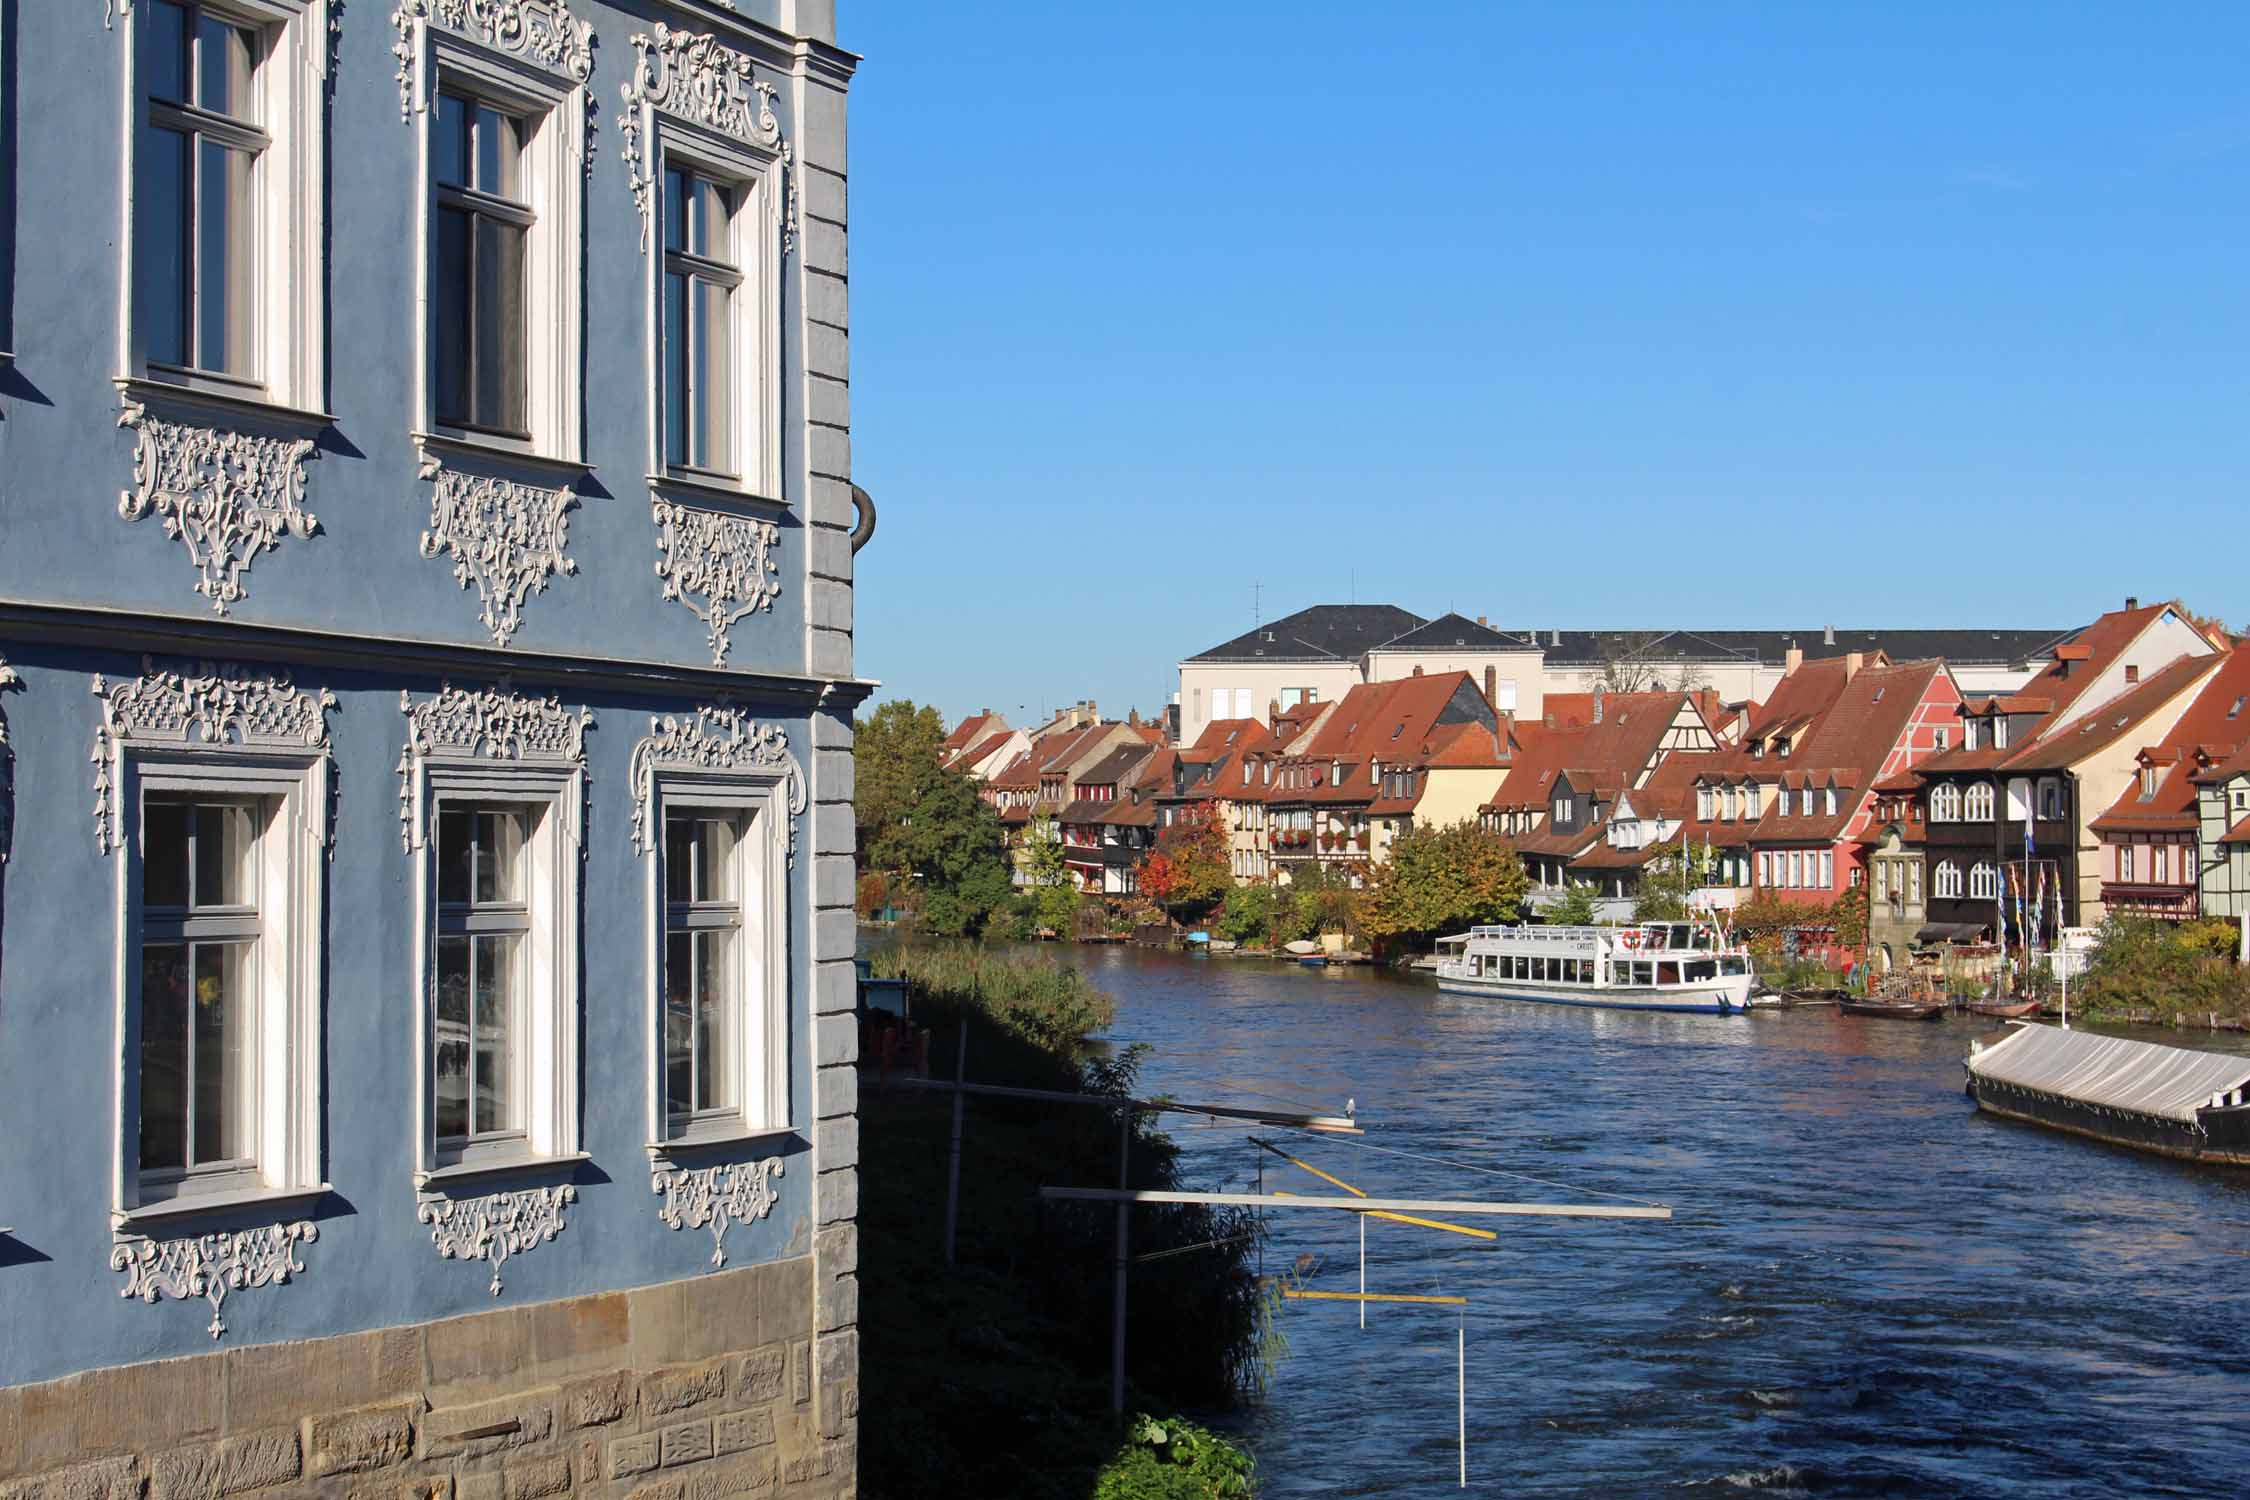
[1371,612,1525,653]
[943,711,1001,753]
[1532,627,2065,669]
[1187,604,1427,663]
[1191,717,1267,753]
[2092,647,2250,831]
[1995,655,2217,772]
[1076,744,1155,788]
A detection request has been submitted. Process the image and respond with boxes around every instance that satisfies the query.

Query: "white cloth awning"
[1969,1024,2250,1125]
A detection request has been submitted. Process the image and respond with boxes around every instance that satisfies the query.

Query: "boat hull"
[1436,974,1752,1014]
[1967,1079,2250,1167]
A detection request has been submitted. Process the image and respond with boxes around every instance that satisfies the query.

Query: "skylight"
[2231,697,2245,721]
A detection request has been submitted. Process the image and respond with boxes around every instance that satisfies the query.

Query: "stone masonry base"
[0,1258,854,1500]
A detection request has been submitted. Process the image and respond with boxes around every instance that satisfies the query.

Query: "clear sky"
[841,1,2250,728]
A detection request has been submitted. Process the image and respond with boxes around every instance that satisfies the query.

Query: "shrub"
[865,941,1116,1053]
[1094,1417,1256,1500]
[2078,915,2250,1021]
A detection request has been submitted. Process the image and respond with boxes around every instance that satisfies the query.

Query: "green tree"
[1632,841,1720,922]
[1544,880,1600,926]
[1286,861,1365,940]
[854,699,949,869]
[889,765,1014,938]
[1217,884,1276,946]
[1020,816,1078,935]
[1359,821,1528,949]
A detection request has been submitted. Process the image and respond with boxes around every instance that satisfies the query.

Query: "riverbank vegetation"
[2075,916,2250,1023]
[859,942,1264,1499]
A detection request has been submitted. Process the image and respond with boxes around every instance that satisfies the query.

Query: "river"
[1071,945,2250,1498]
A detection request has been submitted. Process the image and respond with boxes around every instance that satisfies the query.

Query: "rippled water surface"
[1077,946,2250,1498]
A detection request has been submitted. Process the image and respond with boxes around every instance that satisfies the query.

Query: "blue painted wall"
[0,0,856,1388]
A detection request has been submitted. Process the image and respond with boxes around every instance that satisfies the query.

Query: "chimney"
[1129,709,1140,726]
[1268,699,1281,726]
[1483,665,1498,709]
[1823,624,1836,646]
[1412,665,1424,676]
[1592,685,1606,725]
[2125,595,2139,610]
[1784,646,1804,675]
[1844,651,1863,681]
[1550,628,1562,647]
[1477,614,1489,628]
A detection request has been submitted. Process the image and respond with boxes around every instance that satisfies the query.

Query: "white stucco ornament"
[117,401,320,615]
[617,23,797,253]
[652,1157,782,1269]
[91,659,339,854]
[395,680,594,850]
[418,1185,576,1295]
[628,704,805,860]
[392,0,594,118]
[111,1222,318,1341]
[652,500,781,665]
[415,458,580,647]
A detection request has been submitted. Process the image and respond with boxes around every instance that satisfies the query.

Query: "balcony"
[2101,882,2198,920]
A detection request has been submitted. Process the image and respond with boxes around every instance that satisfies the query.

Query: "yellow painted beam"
[1269,1188,1500,1242]
[1282,1290,1468,1306]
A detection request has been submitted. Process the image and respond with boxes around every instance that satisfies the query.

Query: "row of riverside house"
[951,598,2250,966]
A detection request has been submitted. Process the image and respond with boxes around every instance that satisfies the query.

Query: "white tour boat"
[1434,921,1755,1014]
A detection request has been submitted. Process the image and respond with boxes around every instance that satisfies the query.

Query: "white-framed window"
[1698,787,1714,821]
[1824,786,1838,817]
[1969,862,2001,901]
[1555,795,1573,823]
[641,770,795,1152]
[1777,786,1792,817]
[120,0,328,407]
[1930,784,1962,822]
[2039,779,2065,820]
[650,148,782,494]
[403,24,586,460]
[1933,728,1948,751]
[1787,851,1802,888]
[1818,850,1833,888]
[1907,861,1921,905]
[116,752,328,1224]
[1994,717,2010,749]
[1964,719,1981,752]
[1933,860,1963,900]
[409,765,582,1182]
[2117,842,2135,882]
[1964,782,1996,822]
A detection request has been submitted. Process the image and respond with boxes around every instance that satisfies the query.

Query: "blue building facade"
[0,3,864,1493]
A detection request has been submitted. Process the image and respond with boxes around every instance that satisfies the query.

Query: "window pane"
[472,215,526,431]
[437,807,472,905]
[697,817,736,902]
[666,815,694,903]
[140,942,191,1170]
[693,277,732,472]
[435,935,470,1139]
[689,176,728,259]
[143,802,191,908]
[474,105,520,200]
[147,1,191,105]
[473,933,518,1135]
[664,168,687,253]
[197,138,257,376]
[433,205,472,424]
[665,931,694,1116]
[696,928,735,1112]
[196,14,256,122]
[434,94,470,189]
[476,810,523,904]
[194,802,253,907]
[137,123,192,368]
[192,941,253,1165]
[664,269,690,465]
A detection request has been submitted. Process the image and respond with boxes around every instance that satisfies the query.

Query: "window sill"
[647,1124,798,1164]
[115,375,335,438]
[414,429,592,486]
[414,1151,591,1194]
[113,1182,333,1237]
[646,472,788,516]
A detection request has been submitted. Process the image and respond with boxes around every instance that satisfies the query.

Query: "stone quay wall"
[0,1258,854,1500]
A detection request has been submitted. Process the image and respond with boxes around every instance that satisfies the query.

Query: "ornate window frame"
[398,683,592,1189]
[113,0,332,412]
[110,0,334,612]
[91,658,336,1235]
[396,0,591,467]
[629,705,803,1158]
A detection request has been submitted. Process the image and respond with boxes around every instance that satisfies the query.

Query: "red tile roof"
[1995,655,2217,772]
[2092,646,2250,832]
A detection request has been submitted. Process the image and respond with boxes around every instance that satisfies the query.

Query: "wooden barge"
[1965,1024,2250,1166]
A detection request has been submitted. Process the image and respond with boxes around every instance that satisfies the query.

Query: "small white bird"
[1345,1097,1356,1118]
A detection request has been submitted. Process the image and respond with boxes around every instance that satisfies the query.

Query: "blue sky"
[841,1,2250,727]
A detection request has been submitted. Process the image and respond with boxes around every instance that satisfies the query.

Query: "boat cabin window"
[1720,956,1747,976]
[1629,961,1653,987]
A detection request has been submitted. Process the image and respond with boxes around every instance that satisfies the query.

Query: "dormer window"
[2125,664,2141,685]
[1993,718,2010,750]
[1965,720,1981,752]
[1776,738,1791,759]
[1824,786,1838,817]
[1777,786,1792,817]
[2140,765,2157,799]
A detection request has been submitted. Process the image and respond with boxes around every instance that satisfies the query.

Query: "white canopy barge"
[1435,922,1756,1014]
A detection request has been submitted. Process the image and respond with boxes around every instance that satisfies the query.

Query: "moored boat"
[1839,999,1946,1021]
[1436,921,1754,1014]
[1967,998,2041,1019]
[1966,1024,2250,1166]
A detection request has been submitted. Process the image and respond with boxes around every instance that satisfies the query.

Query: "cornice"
[0,599,875,707]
